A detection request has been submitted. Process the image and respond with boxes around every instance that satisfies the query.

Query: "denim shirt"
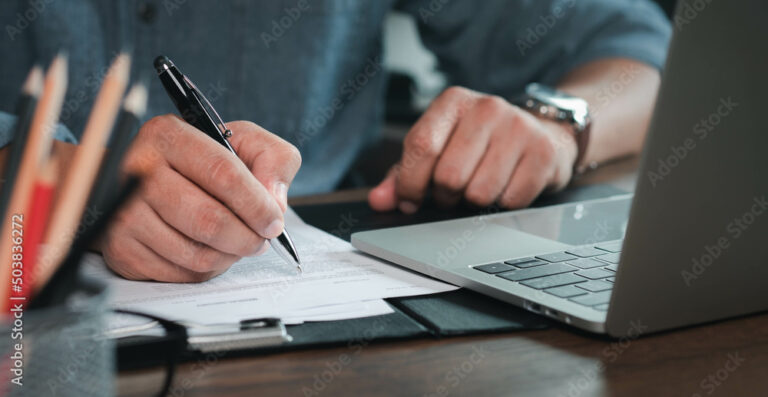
[0,0,671,195]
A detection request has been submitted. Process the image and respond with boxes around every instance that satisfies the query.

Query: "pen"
[153,55,302,273]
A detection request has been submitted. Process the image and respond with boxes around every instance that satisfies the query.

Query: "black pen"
[153,55,302,273]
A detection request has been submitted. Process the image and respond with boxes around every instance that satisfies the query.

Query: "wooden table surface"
[117,157,768,397]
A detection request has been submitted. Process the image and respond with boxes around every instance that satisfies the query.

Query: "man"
[0,0,671,282]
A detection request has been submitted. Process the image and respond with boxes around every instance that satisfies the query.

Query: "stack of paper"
[85,209,457,336]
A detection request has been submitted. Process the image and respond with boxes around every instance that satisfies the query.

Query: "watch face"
[527,83,590,127]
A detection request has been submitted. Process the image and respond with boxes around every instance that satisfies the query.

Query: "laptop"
[352,0,768,337]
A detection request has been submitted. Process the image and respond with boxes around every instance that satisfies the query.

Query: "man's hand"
[369,86,578,213]
[101,115,301,282]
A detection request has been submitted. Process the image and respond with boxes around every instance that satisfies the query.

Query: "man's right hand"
[101,114,301,282]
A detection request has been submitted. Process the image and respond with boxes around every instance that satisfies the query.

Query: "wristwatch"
[515,83,593,173]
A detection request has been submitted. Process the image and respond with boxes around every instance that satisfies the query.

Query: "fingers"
[104,235,225,283]
[368,166,398,211]
[384,86,577,212]
[396,86,479,209]
[101,203,230,283]
[463,109,533,207]
[144,115,284,239]
[227,121,302,211]
[142,166,266,257]
[126,199,244,274]
[431,96,507,207]
[499,151,554,209]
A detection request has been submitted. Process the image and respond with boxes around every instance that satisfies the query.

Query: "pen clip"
[182,75,233,139]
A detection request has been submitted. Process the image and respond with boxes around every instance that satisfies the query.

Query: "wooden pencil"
[36,53,131,289]
[18,156,58,301]
[0,65,44,218]
[0,54,68,310]
[31,176,140,309]
[86,82,147,215]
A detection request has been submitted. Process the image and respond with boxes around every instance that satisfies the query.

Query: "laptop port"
[524,301,543,313]
[545,309,559,318]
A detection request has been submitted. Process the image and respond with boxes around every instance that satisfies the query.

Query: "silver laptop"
[352,0,768,337]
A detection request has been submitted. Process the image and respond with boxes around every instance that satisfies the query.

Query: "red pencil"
[15,157,58,302]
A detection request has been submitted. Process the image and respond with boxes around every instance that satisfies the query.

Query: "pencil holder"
[0,280,113,397]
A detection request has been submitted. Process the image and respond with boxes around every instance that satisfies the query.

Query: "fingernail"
[252,241,269,256]
[398,201,418,214]
[273,182,288,205]
[264,219,284,238]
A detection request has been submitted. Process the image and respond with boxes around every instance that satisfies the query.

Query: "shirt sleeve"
[396,0,672,98]
[0,111,78,148]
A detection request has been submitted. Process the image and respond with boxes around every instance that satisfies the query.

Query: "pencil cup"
[0,280,113,397]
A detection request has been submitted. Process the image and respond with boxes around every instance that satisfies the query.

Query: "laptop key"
[566,247,605,258]
[497,263,576,281]
[536,252,578,263]
[545,284,588,298]
[566,258,606,269]
[606,277,615,283]
[575,268,614,280]
[604,264,618,272]
[597,252,621,264]
[504,257,538,266]
[576,280,613,292]
[594,303,610,311]
[521,273,585,289]
[510,260,548,268]
[570,291,612,306]
[474,263,515,274]
[595,241,623,253]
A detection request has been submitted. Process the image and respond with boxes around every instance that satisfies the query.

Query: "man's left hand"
[369,86,578,213]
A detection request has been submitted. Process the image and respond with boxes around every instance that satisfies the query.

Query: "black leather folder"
[118,183,626,370]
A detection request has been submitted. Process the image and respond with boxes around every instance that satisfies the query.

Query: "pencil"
[18,157,58,301]
[0,66,44,219]
[36,53,131,289]
[31,176,140,309]
[87,82,147,214]
[0,54,68,310]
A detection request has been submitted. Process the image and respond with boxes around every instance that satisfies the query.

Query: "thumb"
[368,165,399,211]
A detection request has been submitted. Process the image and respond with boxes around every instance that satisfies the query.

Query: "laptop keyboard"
[474,240,623,311]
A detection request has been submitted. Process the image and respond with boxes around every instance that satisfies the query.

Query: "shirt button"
[138,2,157,23]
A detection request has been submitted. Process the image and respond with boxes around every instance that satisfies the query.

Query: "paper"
[281,299,394,325]
[85,208,456,328]
[106,299,394,338]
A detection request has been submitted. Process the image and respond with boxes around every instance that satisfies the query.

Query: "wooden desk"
[118,157,768,397]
